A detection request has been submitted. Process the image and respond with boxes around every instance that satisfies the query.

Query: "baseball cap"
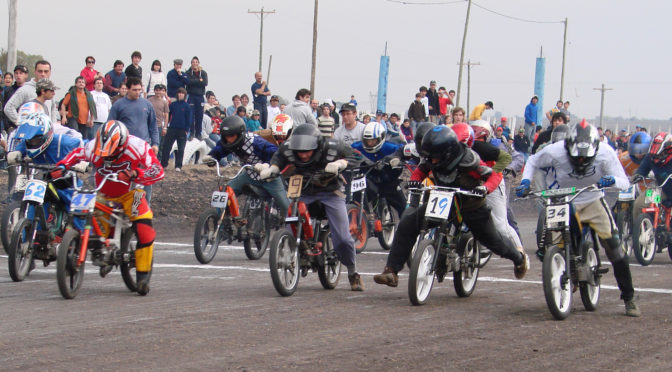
[270,95,279,101]
[154,83,166,91]
[14,64,28,73]
[501,117,507,122]
[430,80,437,85]
[339,103,356,113]
[518,128,525,133]
[376,109,383,115]
[173,59,183,65]
[36,78,59,91]
[496,127,503,132]
[252,109,261,116]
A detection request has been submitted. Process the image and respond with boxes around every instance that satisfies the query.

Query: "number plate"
[546,205,570,226]
[70,192,97,212]
[350,177,367,193]
[287,175,303,198]
[23,180,48,203]
[14,174,29,192]
[249,198,262,209]
[645,189,661,204]
[618,186,636,201]
[424,190,454,220]
[211,191,229,208]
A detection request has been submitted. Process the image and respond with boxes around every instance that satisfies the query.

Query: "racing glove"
[260,165,280,180]
[118,169,137,184]
[630,174,644,184]
[254,163,270,173]
[472,186,488,198]
[49,165,66,180]
[388,157,401,168]
[201,155,217,167]
[515,179,531,197]
[325,159,348,175]
[72,161,89,173]
[6,151,22,165]
[597,175,615,188]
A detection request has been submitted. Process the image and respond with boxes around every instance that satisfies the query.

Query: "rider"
[351,121,406,218]
[255,113,294,146]
[632,132,672,228]
[200,115,290,218]
[517,119,640,317]
[57,120,164,296]
[622,132,652,219]
[261,124,364,291]
[373,126,529,288]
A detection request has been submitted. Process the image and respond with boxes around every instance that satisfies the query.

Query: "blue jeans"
[227,171,290,218]
[187,95,204,138]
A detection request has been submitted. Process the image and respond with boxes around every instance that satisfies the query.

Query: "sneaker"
[137,278,150,296]
[175,168,182,172]
[625,299,641,317]
[373,266,398,287]
[514,252,530,279]
[348,273,364,291]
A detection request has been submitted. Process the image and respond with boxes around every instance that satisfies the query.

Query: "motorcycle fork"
[226,186,240,218]
[430,228,447,274]
[664,206,672,231]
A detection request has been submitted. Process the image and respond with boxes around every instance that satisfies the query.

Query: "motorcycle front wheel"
[408,239,436,306]
[269,229,300,296]
[542,245,572,320]
[56,229,85,299]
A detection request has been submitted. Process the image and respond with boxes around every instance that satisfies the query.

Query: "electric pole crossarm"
[593,83,613,127]
[248,7,276,72]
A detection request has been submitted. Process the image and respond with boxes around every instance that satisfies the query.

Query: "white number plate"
[618,186,636,201]
[14,174,29,192]
[70,192,97,212]
[546,205,569,226]
[23,180,48,204]
[351,177,367,193]
[211,191,229,208]
[424,190,454,220]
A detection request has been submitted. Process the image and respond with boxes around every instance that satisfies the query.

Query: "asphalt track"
[1,212,671,371]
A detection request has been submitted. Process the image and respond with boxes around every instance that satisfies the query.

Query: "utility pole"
[457,60,479,115]
[559,18,568,101]
[456,0,472,108]
[7,0,18,73]
[310,0,319,96]
[248,7,276,72]
[593,83,613,128]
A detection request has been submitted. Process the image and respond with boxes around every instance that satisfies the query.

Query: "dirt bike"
[530,185,609,320]
[612,181,648,260]
[407,185,483,306]
[6,161,75,281]
[193,163,282,263]
[268,171,342,296]
[344,159,402,253]
[632,174,672,265]
[56,173,148,299]
[2,163,27,253]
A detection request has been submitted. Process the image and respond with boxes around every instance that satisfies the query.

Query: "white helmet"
[362,121,386,153]
[270,113,294,143]
[470,119,493,142]
[403,142,419,158]
[18,102,46,124]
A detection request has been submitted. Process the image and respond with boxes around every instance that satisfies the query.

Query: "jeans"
[187,95,205,139]
[254,103,268,129]
[524,123,536,152]
[161,127,187,169]
[226,171,290,218]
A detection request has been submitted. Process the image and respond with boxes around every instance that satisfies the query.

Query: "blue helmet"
[629,131,651,164]
[15,112,54,158]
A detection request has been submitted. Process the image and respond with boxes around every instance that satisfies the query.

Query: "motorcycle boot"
[373,266,398,287]
[136,271,151,296]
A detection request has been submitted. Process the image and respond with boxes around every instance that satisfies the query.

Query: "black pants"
[386,203,523,273]
[366,181,406,219]
[161,128,187,169]
[254,103,268,129]
[188,95,204,138]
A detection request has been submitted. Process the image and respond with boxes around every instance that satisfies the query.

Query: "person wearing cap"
[427,80,440,124]
[468,100,493,121]
[616,129,629,154]
[513,127,530,161]
[145,60,167,98]
[60,76,97,140]
[80,56,102,92]
[4,61,57,127]
[251,72,271,129]
[104,60,126,97]
[148,84,170,152]
[246,109,262,132]
[167,59,188,101]
[524,95,539,149]
[498,117,510,140]
[333,103,365,145]
[317,103,335,137]
[349,94,357,107]
[283,88,318,126]
[90,76,112,136]
[267,95,281,127]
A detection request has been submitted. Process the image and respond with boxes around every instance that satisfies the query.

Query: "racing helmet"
[628,131,651,164]
[362,122,387,153]
[18,102,46,124]
[403,143,419,158]
[288,124,324,166]
[551,124,570,144]
[94,120,129,159]
[451,122,474,147]
[470,120,492,142]
[15,112,54,158]
[413,122,436,156]
[271,113,294,143]
[565,119,600,175]
[420,126,465,172]
[219,116,247,150]
[648,132,672,166]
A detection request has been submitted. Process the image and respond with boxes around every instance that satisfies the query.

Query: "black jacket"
[186,68,208,97]
[408,101,425,122]
[513,135,530,153]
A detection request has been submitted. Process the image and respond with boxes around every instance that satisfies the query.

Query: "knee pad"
[134,219,156,249]
[600,236,623,262]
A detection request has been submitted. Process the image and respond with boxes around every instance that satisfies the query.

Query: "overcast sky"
[1,0,670,120]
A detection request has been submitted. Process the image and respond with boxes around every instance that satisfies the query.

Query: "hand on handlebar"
[325,159,348,175]
[388,157,401,168]
[597,175,615,188]
[118,169,137,184]
[49,165,66,179]
[630,174,644,184]
[202,155,217,167]
[6,151,22,165]
[472,186,488,198]
[515,179,531,197]
[260,165,279,180]
[72,161,89,173]
[254,163,270,173]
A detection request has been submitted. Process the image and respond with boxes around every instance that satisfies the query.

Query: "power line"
[471,1,564,24]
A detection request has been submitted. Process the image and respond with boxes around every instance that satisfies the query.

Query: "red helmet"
[451,123,474,147]
[470,120,492,142]
[649,132,672,166]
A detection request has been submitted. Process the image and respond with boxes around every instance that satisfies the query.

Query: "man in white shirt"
[333,104,365,146]
[91,77,112,135]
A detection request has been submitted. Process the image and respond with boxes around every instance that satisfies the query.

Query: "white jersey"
[522,141,629,206]
[333,122,365,146]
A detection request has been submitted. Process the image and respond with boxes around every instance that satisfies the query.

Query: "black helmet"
[565,119,599,175]
[288,124,324,166]
[551,124,570,144]
[420,126,465,172]
[219,116,247,150]
[414,122,436,156]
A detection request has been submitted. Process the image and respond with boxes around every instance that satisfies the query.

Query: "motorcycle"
[2,163,27,253]
[631,174,672,265]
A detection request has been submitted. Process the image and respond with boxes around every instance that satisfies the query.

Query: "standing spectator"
[125,51,143,82]
[310,99,320,119]
[513,127,530,161]
[469,100,493,121]
[317,103,335,137]
[161,87,191,171]
[561,101,571,118]
[533,126,542,143]
[545,100,563,122]
[266,95,281,127]
[227,95,241,117]
[386,113,401,139]
[149,84,170,154]
[60,76,96,139]
[185,56,208,140]
[324,99,340,126]
[80,56,101,91]
[349,94,357,106]
[524,95,538,148]
[145,60,167,98]
[1,72,15,132]
[427,80,440,123]
[104,60,126,97]
[2,65,29,130]
[616,129,629,154]
[498,117,511,140]
[90,77,112,135]
[111,84,128,105]
[166,59,188,101]
[532,112,568,154]
[451,106,466,124]
[333,103,365,145]
[407,92,425,133]
[240,94,254,117]
[251,72,270,128]
[604,129,615,148]
[4,62,57,126]
[419,86,429,121]
[283,88,317,125]
[438,87,453,124]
